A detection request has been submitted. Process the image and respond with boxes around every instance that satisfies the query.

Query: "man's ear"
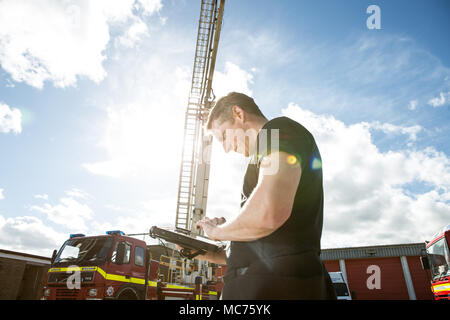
[232,105,246,122]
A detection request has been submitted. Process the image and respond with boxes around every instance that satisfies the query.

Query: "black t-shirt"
[225,116,324,276]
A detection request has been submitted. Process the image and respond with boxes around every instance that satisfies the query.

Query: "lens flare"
[286,155,297,165]
[311,157,322,170]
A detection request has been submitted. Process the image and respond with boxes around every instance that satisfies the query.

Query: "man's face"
[210,118,257,157]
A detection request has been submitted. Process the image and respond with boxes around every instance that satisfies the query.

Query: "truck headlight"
[81,272,94,282]
[88,288,98,297]
[44,288,51,297]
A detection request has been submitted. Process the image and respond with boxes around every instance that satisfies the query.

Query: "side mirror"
[51,249,57,264]
[195,276,203,285]
[420,256,430,270]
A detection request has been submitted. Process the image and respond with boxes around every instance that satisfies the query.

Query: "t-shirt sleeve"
[257,118,313,172]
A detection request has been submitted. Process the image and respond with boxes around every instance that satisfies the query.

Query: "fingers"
[195,216,226,231]
[195,219,205,230]
[206,217,227,226]
[216,217,226,225]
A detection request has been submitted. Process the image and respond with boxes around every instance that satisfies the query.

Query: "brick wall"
[0,259,26,299]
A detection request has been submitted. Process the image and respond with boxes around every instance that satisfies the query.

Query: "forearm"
[196,250,227,265]
[214,184,278,241]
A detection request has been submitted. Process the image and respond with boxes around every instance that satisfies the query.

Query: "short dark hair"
[206,92,265,129]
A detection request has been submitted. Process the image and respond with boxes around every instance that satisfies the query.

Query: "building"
[0,249,51,300]
[321,242,433,300]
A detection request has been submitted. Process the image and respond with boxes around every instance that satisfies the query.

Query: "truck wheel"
[117,288,138,300]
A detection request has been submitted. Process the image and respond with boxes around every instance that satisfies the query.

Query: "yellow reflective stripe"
[208,291,217,295]
[148,281,157,287]
[166,284,194,290]
[196,294,201,300]
[49,266,98,273]
[102,272,145,285]
[433,283,450,292]
[48,266,146,285]
[104,273,126,282]
[96,267,106,278]
[130,277,145,285]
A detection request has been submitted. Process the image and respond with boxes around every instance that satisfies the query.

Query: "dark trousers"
[221,254,337,300]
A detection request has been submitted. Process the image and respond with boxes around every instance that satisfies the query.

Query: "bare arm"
[198,151,302,241]
[195,250,227,265]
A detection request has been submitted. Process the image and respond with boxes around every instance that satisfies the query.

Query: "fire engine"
[422,224,450,300]
[42,0,226,300]
[42,231,221,300]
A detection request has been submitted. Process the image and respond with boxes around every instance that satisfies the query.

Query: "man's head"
[206,92,267,157]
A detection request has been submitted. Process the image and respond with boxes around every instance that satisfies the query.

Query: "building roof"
[0,249,51,265]
[320,243,426,261]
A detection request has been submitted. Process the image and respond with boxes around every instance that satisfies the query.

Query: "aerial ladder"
[149,0,226,289]
[175,0,225,236]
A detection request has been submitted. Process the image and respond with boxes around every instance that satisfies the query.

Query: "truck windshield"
[54,237,113,266]
[427,237,450,280]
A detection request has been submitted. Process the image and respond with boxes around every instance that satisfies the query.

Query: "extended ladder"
[175,0,225,235]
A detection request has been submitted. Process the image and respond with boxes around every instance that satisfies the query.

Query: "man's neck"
[245,116,269,158]
[249,116,268,134]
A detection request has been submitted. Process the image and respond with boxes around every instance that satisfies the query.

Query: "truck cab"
[422,224,450,300]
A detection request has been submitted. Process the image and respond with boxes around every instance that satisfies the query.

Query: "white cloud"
[213,62,254,98]
[82,159,128,179]
[282,103,450,247]
[408,100,418,110]
[115,18,149,48]
[34,194,49,201]
[0,0,162,89]
[30,190,94,231]
[428,92,448,107]
[135,0,163,15]
[0,102,22,134]
[368,121,422,141]
[0,214,66,256]
[65,188,91,200]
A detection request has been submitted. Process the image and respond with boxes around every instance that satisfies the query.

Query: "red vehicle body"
[424,224,450,300]
[42,231,219,300]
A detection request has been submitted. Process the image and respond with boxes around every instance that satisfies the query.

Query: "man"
[195,92,336,300]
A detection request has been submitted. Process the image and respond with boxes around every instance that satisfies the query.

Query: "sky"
[0,0,449,257]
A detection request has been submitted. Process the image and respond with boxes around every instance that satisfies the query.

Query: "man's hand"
[175,217,227,264]
[196,216,226,241]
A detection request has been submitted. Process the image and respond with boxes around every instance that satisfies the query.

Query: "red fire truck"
[422,224,450,300]
[42,231,220,300]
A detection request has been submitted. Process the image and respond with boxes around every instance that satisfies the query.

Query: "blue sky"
[0,0,449,256]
